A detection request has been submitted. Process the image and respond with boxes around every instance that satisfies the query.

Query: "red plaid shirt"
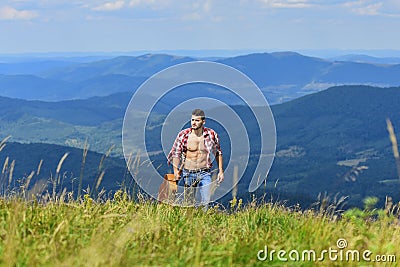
[167,127,222,168]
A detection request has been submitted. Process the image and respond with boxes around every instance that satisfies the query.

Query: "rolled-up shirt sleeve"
[212,131,222,156]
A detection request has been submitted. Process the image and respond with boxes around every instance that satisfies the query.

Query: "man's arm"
[172,157,181,181]
[168,130,185,181]
[216,153,224,183]
[212,130,224,183]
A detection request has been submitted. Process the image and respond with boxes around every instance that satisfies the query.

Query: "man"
[167,109,224,206]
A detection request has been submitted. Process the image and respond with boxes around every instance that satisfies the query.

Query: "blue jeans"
[178,169,212,206]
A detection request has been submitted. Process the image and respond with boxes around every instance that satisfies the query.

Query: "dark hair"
[192,109,205,119]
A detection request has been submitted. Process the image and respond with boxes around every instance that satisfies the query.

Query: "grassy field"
[0,123,399,267]
[0,192,399,266]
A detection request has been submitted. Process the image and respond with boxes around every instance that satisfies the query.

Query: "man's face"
[191,115,205,130]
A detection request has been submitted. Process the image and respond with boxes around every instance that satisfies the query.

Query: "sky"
[1,0,400,56]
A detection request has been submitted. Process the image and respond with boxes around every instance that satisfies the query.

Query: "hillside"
[262,85,400,207]
[0,141,127,197]
[0,93,131,155]
[42,54,195,82]
[218,52,330,86]
[1,85,400,208]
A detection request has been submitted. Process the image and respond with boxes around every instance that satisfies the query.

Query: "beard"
[191,124,202,130]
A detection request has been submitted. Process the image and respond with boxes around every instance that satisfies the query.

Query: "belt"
[183,168,210,173]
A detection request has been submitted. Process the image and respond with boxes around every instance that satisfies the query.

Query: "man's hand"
[174,171,181,181]
[217,170,224,183]
[216,154,224,184]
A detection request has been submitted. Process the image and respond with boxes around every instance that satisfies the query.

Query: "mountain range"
[1,84,400,208]
[1,52,400,104]
[1,51,400,208]
[329,54,400,65]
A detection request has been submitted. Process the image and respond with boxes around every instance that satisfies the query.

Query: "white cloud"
[190,0,213,14]
[342,1,378,14]
[129,0,169,8]
[181,1,214,21]
[259,0,313,8]
[0,6,38,20]
[376,0,400,16]
[354,2,382,15]
[340,0,400,16]
[93,1,125,11]
[204,0,212,12]
[128,0,176,12]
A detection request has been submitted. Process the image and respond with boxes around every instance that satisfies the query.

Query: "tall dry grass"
[0,193,399,266]
[0,127,400,266]
[387,119,400,183]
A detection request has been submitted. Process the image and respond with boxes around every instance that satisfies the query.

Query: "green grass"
[0,193,399,266]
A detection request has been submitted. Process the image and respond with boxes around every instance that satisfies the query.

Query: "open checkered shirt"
[167,127,222,169]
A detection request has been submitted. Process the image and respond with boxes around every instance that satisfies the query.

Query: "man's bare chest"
[186,134,205,152]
